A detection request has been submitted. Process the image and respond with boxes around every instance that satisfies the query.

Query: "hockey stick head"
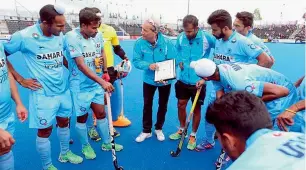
[170,150,180,157]
[116,166,124,170]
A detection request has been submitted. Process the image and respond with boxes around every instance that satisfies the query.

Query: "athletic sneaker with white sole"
[135,132,152,142]
[155,130,165,141]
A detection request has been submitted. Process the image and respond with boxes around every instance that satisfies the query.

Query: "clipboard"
[154,59,176,82]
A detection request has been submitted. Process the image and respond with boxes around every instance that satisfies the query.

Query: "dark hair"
[183,15,198,28]
[207,9,232,29]
[236,11,254,27]
[91,7,101,14]
[39,4,62,24]
[206,91,272,140]
[79,8,101,25]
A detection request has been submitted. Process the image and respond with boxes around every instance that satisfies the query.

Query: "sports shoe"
[101,143,124,152]
[88,127,101,142]
[58,150,83,164]
[135,132,152,142]
[155,130,165,141]
[169,129,186,140]
[46,165,57,170]
[82,144,96,159]
[187,135,197,150]
[195,140,215,151]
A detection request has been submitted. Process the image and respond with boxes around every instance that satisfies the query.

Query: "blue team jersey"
[247,31,272,56]
[65,28,100,92]
[3,22,67,96]
[92,31,104,56]
[176,30,215,85]
[213,31,263,65]
[0,43,12,123]
[213,63,297,119]
[227,129,305,170]
[246,31,273,64]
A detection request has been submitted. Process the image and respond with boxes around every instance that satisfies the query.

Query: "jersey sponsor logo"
[44,60,63,69]
[82,52,96,58]
[32,33,40,39]
[69,45,76,53]
[278,135,305,158]
[86,60,95,68]
[38,116,48,126]
[80,106,87,113]
[245,84,256,92]
[36,51,64,60]
[214,54,233,62]
[248,43,257,49]
[0,58,6,68]
[0,70,8,84]
[71,68,78,76]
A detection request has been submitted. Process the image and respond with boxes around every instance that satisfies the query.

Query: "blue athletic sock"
[87,110,94,130]
[96,118,110,144]
[75,123,89,147]
[0,151,14,170]
[57,127,70,155]
[205,121,216,144]
[36,137,52,170]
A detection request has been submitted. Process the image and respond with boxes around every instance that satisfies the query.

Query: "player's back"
[227,129,305,170]
[221,63,292,88]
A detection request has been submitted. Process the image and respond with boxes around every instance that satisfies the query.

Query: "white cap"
[190,58,216,78]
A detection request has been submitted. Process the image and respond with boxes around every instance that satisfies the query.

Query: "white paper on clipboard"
[154,59,176,82]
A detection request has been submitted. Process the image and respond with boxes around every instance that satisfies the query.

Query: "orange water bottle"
[95,56,102,74]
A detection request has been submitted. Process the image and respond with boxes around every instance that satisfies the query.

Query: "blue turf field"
[7,41,305,170]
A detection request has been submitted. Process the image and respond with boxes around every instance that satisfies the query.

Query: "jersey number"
[278,135,305,158]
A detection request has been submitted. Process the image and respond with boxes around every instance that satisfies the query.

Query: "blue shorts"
[71,87,104,117]
[29,89,72,129]
[0,113,15,136]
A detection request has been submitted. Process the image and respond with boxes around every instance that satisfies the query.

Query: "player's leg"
[0,113,15,170]
[154,84,171,141]
[135,82,157,142]
[188,84,206,150]
[29,90,59,170]
[196,91,217,151]
[91,87,123,151]
[57,90,83,163]
[169,81,189,140]
[87,109,101,142]
[71,89,97,160]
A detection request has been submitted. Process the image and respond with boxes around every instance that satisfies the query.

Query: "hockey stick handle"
[105,92,124,170]
[186,87,202,121]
